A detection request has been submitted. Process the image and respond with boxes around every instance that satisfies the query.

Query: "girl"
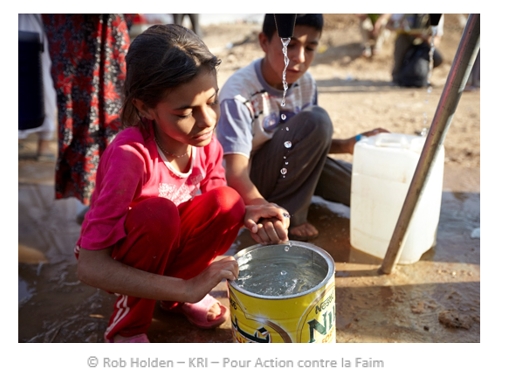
[76,24,290,343]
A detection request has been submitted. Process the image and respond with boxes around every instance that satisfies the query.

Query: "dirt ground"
[18,14,480,344]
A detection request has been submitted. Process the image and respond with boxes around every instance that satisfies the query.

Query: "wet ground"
[18,134,480,343]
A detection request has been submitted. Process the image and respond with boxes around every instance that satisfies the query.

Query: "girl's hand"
[184,256,239,303]
[244,203,290,244]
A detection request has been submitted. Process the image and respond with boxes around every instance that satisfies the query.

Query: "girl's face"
[141,69,220,151]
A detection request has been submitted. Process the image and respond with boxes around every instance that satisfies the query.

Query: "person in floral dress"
[42,14,131,210]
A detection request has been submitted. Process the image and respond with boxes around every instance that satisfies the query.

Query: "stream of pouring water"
[281,37,292,179]
[280,37,293,249]
[281,37,291,107]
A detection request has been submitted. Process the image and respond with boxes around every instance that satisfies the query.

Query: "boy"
[217,14,386,241]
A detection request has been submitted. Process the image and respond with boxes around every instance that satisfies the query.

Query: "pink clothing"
[104,188,244,341]
[77,123,227,251]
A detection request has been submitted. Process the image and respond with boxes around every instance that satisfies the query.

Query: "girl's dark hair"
[262,14,324,40]
[121,24,221,128]
[262,14,324,41]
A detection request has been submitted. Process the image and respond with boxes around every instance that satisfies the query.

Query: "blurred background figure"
[357,14,391,58]
[18,14,57,161]
[463,14,479,91]
[388,14,444,87]
[128,14,174,39]
[172,14,202,37]
[466,50,480,91]
[457,14,480,91]
[42,15,131,223]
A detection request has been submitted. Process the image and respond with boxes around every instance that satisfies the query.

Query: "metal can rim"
[229,240,335,300]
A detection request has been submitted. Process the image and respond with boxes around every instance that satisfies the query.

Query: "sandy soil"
[18,14,480,344]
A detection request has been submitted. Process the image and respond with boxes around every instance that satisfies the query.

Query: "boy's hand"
[244,203,290,244]
[348,127,390,154]
[361,127,390,138]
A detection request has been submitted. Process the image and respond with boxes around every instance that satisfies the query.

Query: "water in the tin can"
[236,256,325,296]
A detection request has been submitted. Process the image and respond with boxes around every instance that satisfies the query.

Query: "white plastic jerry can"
[350,133,445,264]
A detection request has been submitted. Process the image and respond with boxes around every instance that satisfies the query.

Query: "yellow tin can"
[228,241,336,343]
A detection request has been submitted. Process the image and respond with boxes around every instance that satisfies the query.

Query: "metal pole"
[380,14,480,274]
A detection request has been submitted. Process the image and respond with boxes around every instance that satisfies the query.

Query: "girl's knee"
[205,186,245,222]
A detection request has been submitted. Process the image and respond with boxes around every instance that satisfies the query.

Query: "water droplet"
[285,127,289,131]
[284,141,292,149]
[280,270,287,275]
[280,168,287,175]
[285,161,288,165]
[284,247,289,252]
[283,156,287,159]
[281,114,286,121]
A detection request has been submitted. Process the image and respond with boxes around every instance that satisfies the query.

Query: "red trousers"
[104,186,245,341]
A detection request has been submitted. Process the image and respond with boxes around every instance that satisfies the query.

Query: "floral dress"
[42,14,131,205]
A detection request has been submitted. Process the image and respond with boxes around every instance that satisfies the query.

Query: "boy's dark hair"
[262,14,324,40]
[121,24,221,128]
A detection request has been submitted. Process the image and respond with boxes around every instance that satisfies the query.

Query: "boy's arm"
[329,137,358,155]
[330,128,390,155]
[223,153,267,206]
[223,153,289,243]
